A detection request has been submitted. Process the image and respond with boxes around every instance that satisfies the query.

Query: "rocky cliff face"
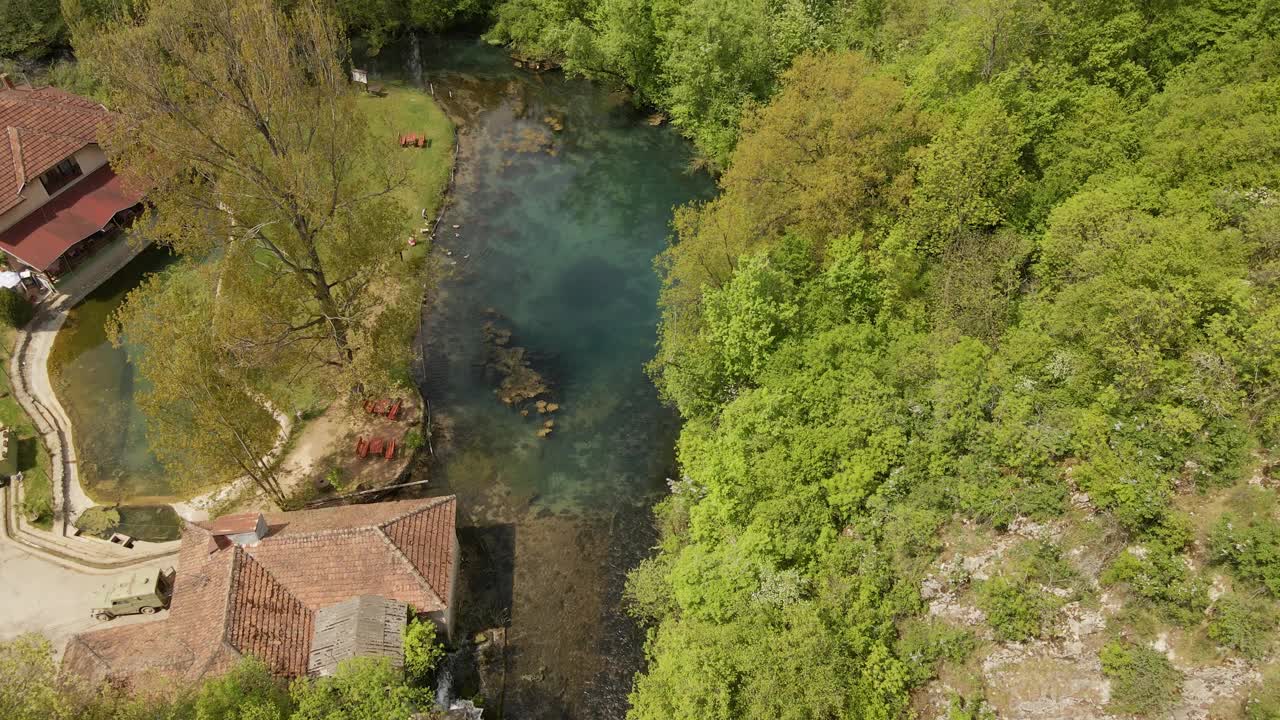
[909,483,1277,720]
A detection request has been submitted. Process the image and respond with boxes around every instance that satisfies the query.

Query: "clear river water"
[370,36,713,718]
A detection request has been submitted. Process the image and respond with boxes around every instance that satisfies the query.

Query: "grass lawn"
[0,331,55,530]
[353,81,456,379]
[356,82,455,264]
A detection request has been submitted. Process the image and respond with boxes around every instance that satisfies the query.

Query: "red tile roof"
[0,83,111,214]
[0,164,145,270]
[384,502,457,601]
[63,496,458,687]
[226,552,313,676]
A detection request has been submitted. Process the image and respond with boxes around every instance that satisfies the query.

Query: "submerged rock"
[481,319,551,406]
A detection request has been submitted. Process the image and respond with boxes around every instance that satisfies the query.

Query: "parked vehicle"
[91,567,176,621]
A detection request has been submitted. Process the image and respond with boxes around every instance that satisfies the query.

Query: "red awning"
[0,166,145,271]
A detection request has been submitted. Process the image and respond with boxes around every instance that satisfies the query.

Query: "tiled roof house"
[63,497,459,687]
[0,74,144,278]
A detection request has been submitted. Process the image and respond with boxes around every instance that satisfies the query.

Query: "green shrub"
[624,555,677,624]
[402,617,446,686]
[75,506,121,537]
[1020,541,1082,591]
[1247,671,1280,720]
[1100,641,1182,716]
[1210,514,1280,597]
[896,619,975,684]
[194,656,291,720]
[1208,593,1276,659]
[45,60,103,101]
[0,291,33,329]
[1102,545,1209,624]
[947,694,997,720]
[402,429,424,451]
[976,576,1059,641]
[18,471,53,526]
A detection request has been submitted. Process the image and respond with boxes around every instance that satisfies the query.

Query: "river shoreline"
[384,35,710,718]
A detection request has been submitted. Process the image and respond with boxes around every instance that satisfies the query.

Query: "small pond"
[79,504,183,543]
[48,244,178,507]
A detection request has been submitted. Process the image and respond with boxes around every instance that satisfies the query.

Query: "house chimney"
[0,75,13,91]
[208,512,270,551]
[232,513,269,545]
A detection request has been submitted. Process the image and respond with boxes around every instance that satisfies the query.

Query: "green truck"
[91,568,176,621]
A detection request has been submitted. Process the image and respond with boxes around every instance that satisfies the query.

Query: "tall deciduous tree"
[290,658,428,720]
[71,0,407,376]
[0,635,75,720]
[651,52,926,411]
[0,0,67,59]
[111,262,289,506]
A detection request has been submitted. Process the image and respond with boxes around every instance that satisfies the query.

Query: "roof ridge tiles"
[376,495,453,530]
[10,124,101,141]
[253,525,384,544]
[373,526,444,608]
[217,548,244,647]
[7,127,22,186]
[0,88,103,108]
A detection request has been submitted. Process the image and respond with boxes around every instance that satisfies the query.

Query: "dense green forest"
[535,0,1280,717]
[480,0,1280,716]
[1,0,489,60]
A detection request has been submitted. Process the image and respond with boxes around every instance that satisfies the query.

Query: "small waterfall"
[408,32,423,86]
[434,646,483,717]
[434,647,464,709]
[434,663,453,708]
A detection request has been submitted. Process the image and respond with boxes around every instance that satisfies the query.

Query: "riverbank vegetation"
[606,1,1280,718]
[357,84,456,245]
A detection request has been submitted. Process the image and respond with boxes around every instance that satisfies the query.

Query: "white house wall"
[0,144,111,234]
